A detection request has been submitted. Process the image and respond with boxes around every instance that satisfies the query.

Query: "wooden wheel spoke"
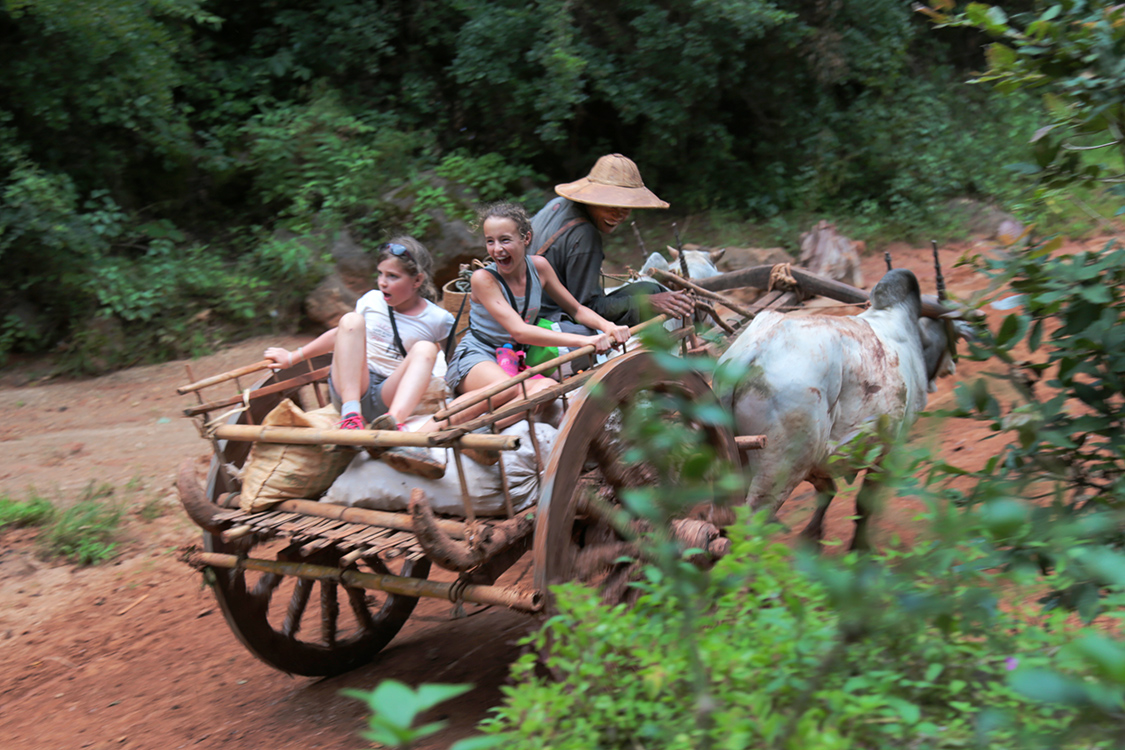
[249,572,283,604]
[590,431,657,490]
[281,578,313,638]
[320,581,339,648]
[346,585,377,632]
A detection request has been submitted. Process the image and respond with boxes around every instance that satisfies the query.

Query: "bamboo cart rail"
[432,315,670,424]
[211,424,520,452]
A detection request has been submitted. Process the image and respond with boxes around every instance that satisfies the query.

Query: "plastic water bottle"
[496,344,522,377]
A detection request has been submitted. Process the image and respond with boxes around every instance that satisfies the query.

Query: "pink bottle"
[496,344,522,377]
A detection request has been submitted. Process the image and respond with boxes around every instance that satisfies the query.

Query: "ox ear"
[709,247,726,263]
[667,246,680,260]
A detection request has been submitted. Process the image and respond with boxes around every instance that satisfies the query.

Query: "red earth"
[0,235,1109,750]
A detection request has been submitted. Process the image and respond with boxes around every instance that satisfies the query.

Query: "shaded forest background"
[0,0,1043,371]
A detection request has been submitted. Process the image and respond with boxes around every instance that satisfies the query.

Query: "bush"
[484,509,1117,748]
[0,493,55,530]
[242,91,423,230]
[38,483,123,566]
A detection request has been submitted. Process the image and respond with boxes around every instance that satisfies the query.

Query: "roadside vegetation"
[0,476,168,566]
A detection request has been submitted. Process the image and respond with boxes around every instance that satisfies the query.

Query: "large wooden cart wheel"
[201,466,430,677]
[532,350,740,607]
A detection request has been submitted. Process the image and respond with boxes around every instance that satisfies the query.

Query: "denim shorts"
[328,369,389,422]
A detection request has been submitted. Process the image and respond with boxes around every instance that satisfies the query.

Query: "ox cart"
[174,263,887,677]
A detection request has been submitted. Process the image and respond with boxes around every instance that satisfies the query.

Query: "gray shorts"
[445,335,498,393]
[328,369,388,422]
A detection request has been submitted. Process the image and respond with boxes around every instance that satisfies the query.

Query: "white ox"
[716,268,962,549]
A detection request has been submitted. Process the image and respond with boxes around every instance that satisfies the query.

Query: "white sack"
[322,420,557,517]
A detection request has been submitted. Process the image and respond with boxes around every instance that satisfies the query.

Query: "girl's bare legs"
[379,340,439,425]
[331,312,370,411]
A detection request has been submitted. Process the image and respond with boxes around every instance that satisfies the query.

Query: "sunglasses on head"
[385,242,414,263]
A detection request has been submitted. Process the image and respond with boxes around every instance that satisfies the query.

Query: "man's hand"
[648,290,695,319]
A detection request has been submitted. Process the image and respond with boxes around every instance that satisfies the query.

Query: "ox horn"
[408,489,533,573]
[709,247,726,263]
[931,239,947,304]
[177,459,225,532]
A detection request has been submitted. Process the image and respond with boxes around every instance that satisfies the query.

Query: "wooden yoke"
[694,265,966,321]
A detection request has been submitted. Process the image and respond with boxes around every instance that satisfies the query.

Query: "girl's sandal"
[365,414,399,459]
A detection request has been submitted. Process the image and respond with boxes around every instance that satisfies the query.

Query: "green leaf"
[1009,669,1088,706]
[995,314,1028,350]
[451,737,507,750]
[415,683,474,712]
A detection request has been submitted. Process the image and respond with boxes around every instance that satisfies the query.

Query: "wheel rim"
[532,350,740,605]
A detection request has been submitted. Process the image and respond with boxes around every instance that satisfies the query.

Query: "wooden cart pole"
[187,551,543,613]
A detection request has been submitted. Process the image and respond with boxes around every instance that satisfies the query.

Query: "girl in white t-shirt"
[265,237,454,440]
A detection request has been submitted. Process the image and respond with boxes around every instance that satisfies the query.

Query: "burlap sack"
[239,399,357,512]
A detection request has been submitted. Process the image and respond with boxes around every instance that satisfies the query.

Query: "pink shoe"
[337,413,365,430]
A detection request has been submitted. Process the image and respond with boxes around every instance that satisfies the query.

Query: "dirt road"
[0,236,1089,749]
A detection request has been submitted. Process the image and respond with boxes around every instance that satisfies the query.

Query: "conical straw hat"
[554,154,669,209]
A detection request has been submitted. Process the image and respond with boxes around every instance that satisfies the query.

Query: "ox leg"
[800,475,836,545]
[851,467,887,552]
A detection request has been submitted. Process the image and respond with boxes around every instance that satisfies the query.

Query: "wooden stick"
[117,593,150,616]
[211,424,519,451]
[268,498,472,539]
[177,360,274,395]
[735,435,767,450]
[183,366,331,417]
[435,371,594,440]
[696,264,963,321]
[432,316,667,423]
[221,524,255,542]
[648,268,761,320]
[696,300,736,335]
[449,446,476,523]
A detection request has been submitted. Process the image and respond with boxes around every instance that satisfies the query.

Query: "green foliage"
[0,493,54,529]
[242,91,423,230]
[939,237,1125,619]
[344,680,500,750]
[484,508,1117,748]
[37,482,123,566]
[928,0,1125,205]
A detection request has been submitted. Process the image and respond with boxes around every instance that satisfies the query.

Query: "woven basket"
[441,278,471,348]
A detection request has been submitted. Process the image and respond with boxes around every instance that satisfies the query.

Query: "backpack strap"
[535,217,588,256]
[443,293,468,361]
[484,266,531,322]
[386,307,408,358]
